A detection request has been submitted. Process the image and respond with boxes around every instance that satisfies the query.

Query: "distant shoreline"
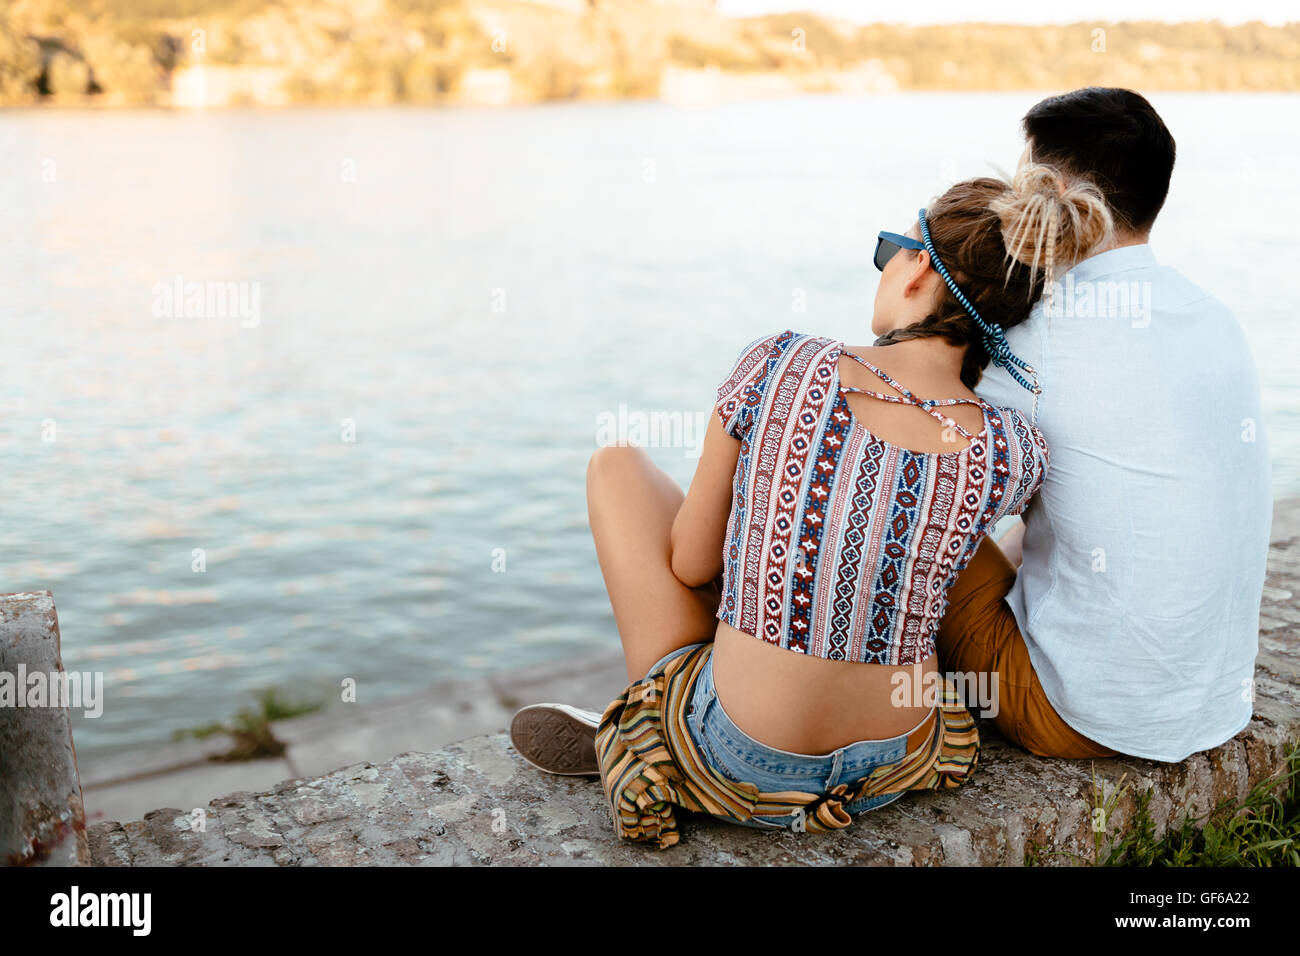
[3,8,1298,109]
[6,86,1300,115]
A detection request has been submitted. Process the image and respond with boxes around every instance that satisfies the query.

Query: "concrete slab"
[0,590,89,865]
[81,649,628,825]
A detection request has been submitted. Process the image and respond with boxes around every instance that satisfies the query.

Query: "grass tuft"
[174,687,325,762]
[1102,743,1300,867]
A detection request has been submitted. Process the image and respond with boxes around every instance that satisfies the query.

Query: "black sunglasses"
[874,231,926,272]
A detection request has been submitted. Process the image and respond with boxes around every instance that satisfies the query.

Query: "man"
[939,87,1272,762]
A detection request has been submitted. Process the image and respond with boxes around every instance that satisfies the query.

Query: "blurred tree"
[83,34,159,102]
[0,12,42,104]
[46,49,90,97]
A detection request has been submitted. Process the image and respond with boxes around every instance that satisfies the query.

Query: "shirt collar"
[1064,243,1157,283]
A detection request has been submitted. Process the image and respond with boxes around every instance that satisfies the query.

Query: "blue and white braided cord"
[916,207,1041,399]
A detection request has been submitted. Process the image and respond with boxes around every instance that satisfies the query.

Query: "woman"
[512,164,1112,845]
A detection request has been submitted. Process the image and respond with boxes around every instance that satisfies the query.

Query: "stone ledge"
[83,713,1298,867]
[84,531,1300,866]
[77,644,630,825]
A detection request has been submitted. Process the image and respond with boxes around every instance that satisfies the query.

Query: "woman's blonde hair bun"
[987,162,1114,300]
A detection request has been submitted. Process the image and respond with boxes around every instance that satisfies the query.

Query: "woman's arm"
[669,411,740,588]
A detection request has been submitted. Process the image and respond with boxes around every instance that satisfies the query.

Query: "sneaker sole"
[509,704,601,776]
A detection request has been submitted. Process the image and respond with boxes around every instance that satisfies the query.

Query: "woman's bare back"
[707,343,985,754]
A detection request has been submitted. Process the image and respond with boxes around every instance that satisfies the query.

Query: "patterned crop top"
[713,330,1050,666]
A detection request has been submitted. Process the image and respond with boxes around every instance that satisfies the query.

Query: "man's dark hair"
[1022,88,1176,234]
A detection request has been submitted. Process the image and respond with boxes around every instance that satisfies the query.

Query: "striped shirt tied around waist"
[594,642,980,850]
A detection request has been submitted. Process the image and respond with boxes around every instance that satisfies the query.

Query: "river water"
[2,92,1297,760]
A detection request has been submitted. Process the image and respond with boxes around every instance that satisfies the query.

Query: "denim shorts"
[646,642,911,832]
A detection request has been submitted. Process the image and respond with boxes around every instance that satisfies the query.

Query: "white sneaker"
[509,703,604,776]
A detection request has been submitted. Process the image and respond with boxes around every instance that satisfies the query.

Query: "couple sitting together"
[511,87,1273,849]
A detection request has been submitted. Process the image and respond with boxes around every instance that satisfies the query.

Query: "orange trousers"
[936,537,1118,759]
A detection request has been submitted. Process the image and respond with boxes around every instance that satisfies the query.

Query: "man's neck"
[1098,227,1149,254]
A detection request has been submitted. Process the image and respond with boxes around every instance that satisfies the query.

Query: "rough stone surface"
[84,527,1300,866]
[0,590,90,866]
[79,645,629,825]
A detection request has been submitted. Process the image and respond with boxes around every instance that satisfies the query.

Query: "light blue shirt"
[976,244,1272,762]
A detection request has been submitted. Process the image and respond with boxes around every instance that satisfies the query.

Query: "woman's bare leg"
[586,445,721,683]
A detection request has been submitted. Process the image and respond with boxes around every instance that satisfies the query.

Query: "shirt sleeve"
[714,331,793,440]
[1002,415,1051,517]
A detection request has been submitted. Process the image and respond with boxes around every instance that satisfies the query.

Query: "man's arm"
[997,519,1025,568]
